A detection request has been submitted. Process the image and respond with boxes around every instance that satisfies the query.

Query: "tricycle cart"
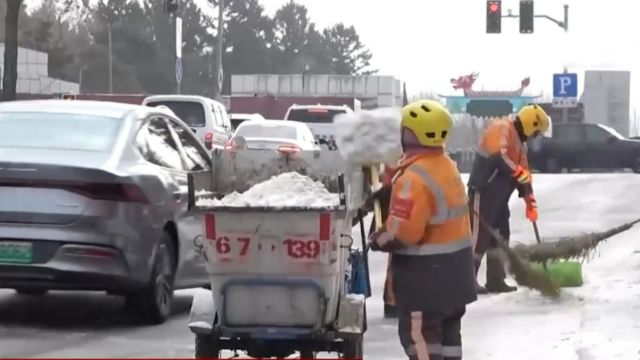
[186,148,371,359]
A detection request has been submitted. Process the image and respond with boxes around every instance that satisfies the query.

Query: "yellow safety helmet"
[401,99,453,147]
[517,104,552,138]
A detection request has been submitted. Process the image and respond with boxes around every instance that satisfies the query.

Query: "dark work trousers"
[397,308,466,360]
[468,181,513,286]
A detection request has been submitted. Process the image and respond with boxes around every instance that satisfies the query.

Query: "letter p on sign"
[553,73,578,98]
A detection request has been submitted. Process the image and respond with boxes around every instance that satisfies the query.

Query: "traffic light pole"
[503,4,569,32]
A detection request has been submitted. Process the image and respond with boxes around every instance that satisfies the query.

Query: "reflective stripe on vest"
[405,164,469,225]
[394,235,472,256]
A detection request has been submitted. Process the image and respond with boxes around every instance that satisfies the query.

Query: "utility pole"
[213,0,224,100]
[108,23,113,93]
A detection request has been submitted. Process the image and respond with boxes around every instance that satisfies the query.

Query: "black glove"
[367,229,396,252]
[517,182,533,198]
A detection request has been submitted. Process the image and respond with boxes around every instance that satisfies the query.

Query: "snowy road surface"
[1,174,640,359]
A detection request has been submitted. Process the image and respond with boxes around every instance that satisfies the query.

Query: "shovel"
[530,221,584,287]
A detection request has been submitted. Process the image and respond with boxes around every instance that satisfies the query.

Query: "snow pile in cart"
[333,107,403,165]
[196,171,340,208]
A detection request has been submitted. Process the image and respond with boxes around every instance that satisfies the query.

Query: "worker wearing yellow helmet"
[369,99,477,360]
[467,104,552,294]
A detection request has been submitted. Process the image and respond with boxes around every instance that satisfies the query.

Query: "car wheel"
[544,158,561,173]
[15,288,48,296]
[342,334,363,358]
[632,158,640,174]
[126,231,176,325]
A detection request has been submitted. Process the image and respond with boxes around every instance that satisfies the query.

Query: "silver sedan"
[0,100,210,324]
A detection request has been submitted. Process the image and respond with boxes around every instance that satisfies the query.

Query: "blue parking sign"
[553,73,578,98]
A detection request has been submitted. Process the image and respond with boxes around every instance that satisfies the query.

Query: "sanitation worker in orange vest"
[467,104,551,294]
[368,99,477,360]
[368,164,400,318]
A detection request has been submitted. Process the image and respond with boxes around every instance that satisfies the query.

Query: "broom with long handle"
[473,209,561,298]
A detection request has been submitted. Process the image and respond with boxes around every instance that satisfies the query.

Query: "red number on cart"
[216,236,231,254]
[214,236,251,257]
[283,239,320,259]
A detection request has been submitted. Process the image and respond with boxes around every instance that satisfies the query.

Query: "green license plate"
[0,241,33,264]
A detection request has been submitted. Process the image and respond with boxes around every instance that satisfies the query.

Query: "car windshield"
[598,124,625,139]
[286,108,346,123]
[0,112,122,152]
[146,100,206,127]
[235,123,298,139]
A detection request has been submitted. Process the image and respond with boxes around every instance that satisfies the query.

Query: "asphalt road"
[0,289,197,358]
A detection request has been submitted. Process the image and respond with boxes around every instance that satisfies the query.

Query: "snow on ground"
[360,174,640,360]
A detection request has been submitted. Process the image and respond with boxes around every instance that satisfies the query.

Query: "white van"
[142,95,233,151]
[283,104,354,142]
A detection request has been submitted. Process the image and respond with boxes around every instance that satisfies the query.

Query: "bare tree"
[2,0,23,101]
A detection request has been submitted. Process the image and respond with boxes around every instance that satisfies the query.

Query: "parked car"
[0,100,212,324]
[528,122,640,173]
[142,95,233,151]
[230,113,266,131]
[283,104,354,143]
[227,119,320,152]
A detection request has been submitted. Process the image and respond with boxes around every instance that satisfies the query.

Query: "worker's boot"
[475,282,488,294]
[384,304,398,318]
[486,249,517,293]
[474,256,488,294]
[486,281,517,293]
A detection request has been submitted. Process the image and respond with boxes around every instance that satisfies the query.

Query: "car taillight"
[204,131,214,150]
[277,144,301,155]
[224,140,236,151]
[0,180,149,204]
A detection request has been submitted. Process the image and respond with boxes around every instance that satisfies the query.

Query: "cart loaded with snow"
[186,147,371,358]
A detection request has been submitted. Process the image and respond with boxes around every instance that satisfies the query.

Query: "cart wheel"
[195,334,221,358]
[342,335,363,358]
[300,350,315,358]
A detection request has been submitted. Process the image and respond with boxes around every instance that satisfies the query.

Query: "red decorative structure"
[450,72,531,97]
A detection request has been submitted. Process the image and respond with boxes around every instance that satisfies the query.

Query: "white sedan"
[226,119,320,152]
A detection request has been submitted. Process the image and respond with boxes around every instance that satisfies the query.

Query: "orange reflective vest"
[386,152,472,254]
[384,151,477,313]
[477,118,529,174]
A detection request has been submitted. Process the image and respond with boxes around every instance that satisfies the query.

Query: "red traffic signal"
[486,0,502,33]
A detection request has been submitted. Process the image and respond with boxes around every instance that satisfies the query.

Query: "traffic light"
[520,0,534,33]
[486,1,502,34]
[62,94,76,100]
[164,0,178,14]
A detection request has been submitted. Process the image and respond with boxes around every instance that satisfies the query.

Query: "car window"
[135,117,184,170]
[553,126,581,143]
[211,103,224,127]
[165,119,211,171]
[231,119,246,131]
[235,123,297,139]
[0,112,122,152]
[585,126,613,143]
[145,100,206,128]
[286,108,346,123]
